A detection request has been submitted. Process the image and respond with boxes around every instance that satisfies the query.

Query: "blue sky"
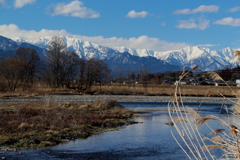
[1,0,240,52]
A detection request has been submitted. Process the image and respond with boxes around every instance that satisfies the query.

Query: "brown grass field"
[91,84,238,97]
[0,83,237,97]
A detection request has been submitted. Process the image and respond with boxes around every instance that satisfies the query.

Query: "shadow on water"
[120,102,233,114]
[0,102,234,160]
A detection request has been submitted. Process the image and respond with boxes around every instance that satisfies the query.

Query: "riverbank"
[0,95,236,159]
[0,95,237,150]
[0,100,136,151]
[0,102,231,160]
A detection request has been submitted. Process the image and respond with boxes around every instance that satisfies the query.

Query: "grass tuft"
[0,99,134,148]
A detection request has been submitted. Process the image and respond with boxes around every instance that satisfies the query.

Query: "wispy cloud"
[228,6,240,12]
[160,22,166,26]
[213,17,240,27]
[0,24,189,52]
[173,5,219,14]
[14,0,36,8]
[0,0,5,5]
[197,44,220,47]
[176,18,210,30]
[50,0,100,18]
[126,10,148,18]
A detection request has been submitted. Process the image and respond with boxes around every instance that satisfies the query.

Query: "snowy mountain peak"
[5,35,240,71]
[12,37,26,43]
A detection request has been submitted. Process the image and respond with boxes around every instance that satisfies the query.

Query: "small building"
[175,80,187,85]
[215,82,226,86]
[236,79,240,86]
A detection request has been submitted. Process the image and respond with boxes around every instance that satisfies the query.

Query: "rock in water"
[164,121,174,125]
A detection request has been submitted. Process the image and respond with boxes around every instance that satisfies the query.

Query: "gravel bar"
[1,95,237,104]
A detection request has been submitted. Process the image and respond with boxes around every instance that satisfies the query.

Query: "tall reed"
[168,55,240,159]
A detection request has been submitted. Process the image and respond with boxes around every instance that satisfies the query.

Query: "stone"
[164,121,174,125]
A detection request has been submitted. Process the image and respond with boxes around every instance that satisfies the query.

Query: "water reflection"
[1,102,235,160]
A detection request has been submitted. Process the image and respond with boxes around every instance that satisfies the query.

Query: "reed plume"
[210,129,226,135]
[233,50,240,61]
[192,65,199,70]
[172,117,187,123]
[196,117,216,125]
[168,63,240,159]
[202,145,222,150]
[208,71,224,81]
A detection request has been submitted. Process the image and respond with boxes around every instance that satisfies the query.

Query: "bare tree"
[44,36,66,87]
[59,51,80,88]
[75,59,110,92]
[0,57,22,91]
[116,67,125,84]
[43,36,110,91]
[139,65,149,92]
[14,47,41,90]
[76,58,87,91]
[85,59,98,90]
[94,59,110,91]
[127,68,137,87]
[43,36,80,88]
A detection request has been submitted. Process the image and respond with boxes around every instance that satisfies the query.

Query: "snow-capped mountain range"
[0,35,239,72]
[115,45,239,71]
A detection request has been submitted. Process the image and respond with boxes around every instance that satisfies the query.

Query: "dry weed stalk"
[168,64,240,160]
[233,50,240,61]
[202,145,222,150]
[210,129,226,135]
[209,72,236,96]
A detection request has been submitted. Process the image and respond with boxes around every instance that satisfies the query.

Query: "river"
[0,102,234,160]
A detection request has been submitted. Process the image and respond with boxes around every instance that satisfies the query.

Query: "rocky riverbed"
[0,95,238,104]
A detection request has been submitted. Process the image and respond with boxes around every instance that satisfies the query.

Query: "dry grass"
[231,100,240,114]
[0,99,134,148]
[92,84,238,97]
[0,80,237,98]
[168,64,240,159]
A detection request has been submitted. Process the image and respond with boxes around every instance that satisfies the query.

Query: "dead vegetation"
[168,59,240,159]
[91,84,238,97]
[0,82,237,99]
[0,99,134,148]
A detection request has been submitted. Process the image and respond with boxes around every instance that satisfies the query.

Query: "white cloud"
[197,44,219,47]
[50,0,99,18]
[160,22,166,26]
[173,5,219,14]
[228,6,240,12]
[0,0,5,5]
[213,17,240,27]
[14,0,36,8]
[0,24,73,41]
[126,10,148,18]
[0,24,189,52]
[176,18,210,30]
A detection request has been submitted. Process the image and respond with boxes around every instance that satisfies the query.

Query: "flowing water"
[1,102,234,160]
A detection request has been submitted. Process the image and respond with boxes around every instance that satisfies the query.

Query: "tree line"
[0,36,110,92]
[216,65,240,81]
